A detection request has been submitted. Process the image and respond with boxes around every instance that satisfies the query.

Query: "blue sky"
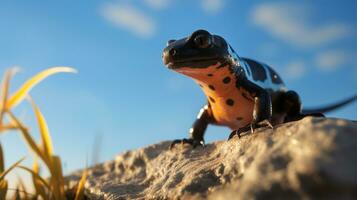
[1,0,356,182]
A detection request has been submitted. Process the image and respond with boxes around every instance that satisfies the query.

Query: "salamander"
[162,29,357,148]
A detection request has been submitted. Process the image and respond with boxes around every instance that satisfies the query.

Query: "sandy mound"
[67,117,357,199]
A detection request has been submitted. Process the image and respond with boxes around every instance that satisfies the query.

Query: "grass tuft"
[0,67,87,200]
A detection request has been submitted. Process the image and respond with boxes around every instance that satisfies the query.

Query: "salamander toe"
[169,138,205,150]
[228,120,274,140]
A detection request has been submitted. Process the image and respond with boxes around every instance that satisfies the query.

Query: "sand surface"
[67,117,357,199]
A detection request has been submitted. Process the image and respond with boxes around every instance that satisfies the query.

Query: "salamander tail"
[302,94,357,114]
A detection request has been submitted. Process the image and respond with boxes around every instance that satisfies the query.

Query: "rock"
[67,117,357,199]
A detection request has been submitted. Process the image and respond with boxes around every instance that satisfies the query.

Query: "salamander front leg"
[228,87,273,140]
[170,105,212,149]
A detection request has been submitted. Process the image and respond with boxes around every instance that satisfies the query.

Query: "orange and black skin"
[162,30,357,148]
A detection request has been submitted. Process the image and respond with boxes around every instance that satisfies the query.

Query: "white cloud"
[315,50,352,71]
[201,0,225,14]
[284,60,306,80]
[251,3,352,48]
[144,0,171,9]
[101,3,156,38]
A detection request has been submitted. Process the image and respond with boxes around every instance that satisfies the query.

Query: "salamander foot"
[170,138,205,149]
[228,120,273,140]
[228,126,251,140]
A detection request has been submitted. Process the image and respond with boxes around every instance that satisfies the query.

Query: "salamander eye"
[194,34,212,48]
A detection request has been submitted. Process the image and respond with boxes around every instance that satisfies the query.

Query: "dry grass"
[0,67,87,200]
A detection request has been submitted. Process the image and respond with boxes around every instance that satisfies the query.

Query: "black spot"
[207,73,213,77]
[208,85,215,91]
[244,58,267,81]
[226,99,234,106]
[209,97,215,103]
[267,66,284,84]
[199,84,203,88]
[223,76,231,84]
[236,117,243,121]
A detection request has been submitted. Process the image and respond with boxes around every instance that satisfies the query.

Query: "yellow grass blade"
[6,67,77,109]
[0,68,20,122]
[18,178,31,200]
[0,70,11,114]
[0,68,19,108]
[19,164,50,199]
[75,170,87,200]
[0,123,18,132]
[32,160,49,199]
[18,166,51,191]
[0,157,25,180]
[28,96,54,157]
[0,143,4,173]
[51,155,66,200]
[0,180,8,200]
[7,111,48,165]
[11,189,21,200]
[32,157,39,173]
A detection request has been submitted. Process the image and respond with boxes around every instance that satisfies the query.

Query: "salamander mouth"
[165,57,223,69]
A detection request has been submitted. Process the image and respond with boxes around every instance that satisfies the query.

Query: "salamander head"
[162,30,239,76]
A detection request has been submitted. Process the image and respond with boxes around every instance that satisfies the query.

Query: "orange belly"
[208,90,254,130]
[176,63,256,130]
[192,64,255,130]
